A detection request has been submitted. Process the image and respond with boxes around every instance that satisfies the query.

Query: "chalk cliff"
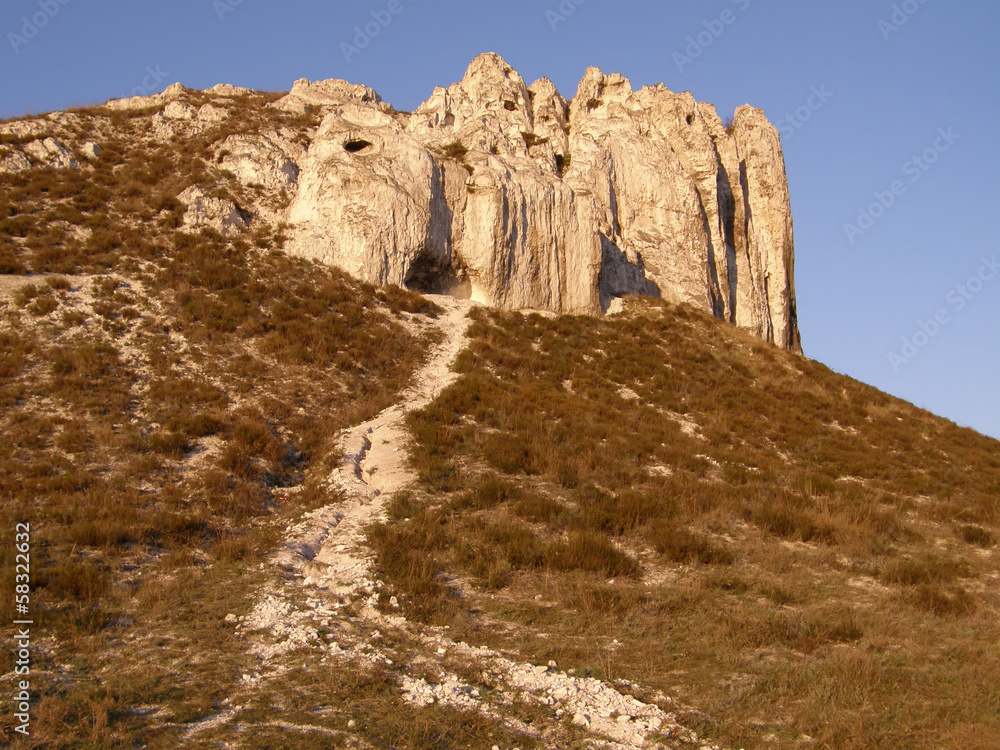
[285,53,799,348]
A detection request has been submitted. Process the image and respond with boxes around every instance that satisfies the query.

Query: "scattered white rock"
[197,103,229,122]
[162,101,196,120]
[0,150,32,173]
[177,185,250,236]
[81,142,102,160]
[218,134,298,191]
[23,137,77,168]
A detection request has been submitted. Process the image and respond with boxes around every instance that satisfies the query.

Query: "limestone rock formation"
[163,101,197,121]
[272,78,386,115]
[0,150,32,174]
[177,186,251,236]
[23,137,78,169]
[287,104,448,287]
[105,82,186,112]
[219,135,299,192]
[283,53,799,348]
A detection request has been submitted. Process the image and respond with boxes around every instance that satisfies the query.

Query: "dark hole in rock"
[503,101,517,111]
[405,255,468,298]
[686,114,694,125]
[555,153,570,177]
[344,140,373,153]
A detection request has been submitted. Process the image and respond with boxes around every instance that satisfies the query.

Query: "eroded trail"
[234,295,720,749]
[281,295,475,611]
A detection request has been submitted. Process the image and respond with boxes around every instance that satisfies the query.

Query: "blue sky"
[3,0,998,440]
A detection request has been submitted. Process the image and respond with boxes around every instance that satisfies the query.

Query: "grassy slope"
[0,97,529,748]
[3,93,999,748]
[373,300,1000,749]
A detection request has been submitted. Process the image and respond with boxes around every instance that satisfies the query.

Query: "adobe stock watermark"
[214,0,243,22]
[775,85,833,141]
[546,0,588,31]
[341,0,414,63]
[674,0,752,73]
[7,0,73,55]
[843,127,959,245]
[878,0,931,41]
[126,65,169,98]
[888,254,999,372]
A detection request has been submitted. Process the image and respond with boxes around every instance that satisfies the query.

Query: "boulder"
[23,138,78,169]
[177,186,251,236]
[0,150,32,173]
[197,104,230,122]
[162,101,196,120]
[105,82,186,111]
[204,83,252,97]
[218,135,298,192]
[272,78,385,115]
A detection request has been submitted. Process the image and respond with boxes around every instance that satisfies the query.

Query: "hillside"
[1,73,999,749]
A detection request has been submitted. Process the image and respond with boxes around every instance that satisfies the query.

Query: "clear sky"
[3,0,998,440]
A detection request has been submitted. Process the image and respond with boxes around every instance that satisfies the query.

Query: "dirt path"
[295,295,476,608]
[232,295,720,749]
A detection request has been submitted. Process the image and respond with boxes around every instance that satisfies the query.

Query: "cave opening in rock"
[344,139,373,153]
[405,254,470,298]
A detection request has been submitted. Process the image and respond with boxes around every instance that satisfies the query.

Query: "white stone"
[0,150,32,173]
[105,82,186,111]
[218,135,298,191]
[197,103,230,122]
[163,101,196,120]
[272,77,384,114]
[205,83,252,97]
[23,138,77,169]
[177,186,250,236]
[283,53,800,348]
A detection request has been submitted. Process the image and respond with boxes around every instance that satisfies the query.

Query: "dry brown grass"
[0,96,442,742]
[367,300,1000,749]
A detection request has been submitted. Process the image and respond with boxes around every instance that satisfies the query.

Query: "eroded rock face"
[272,78,385,115]
[177,186,251,236]
[219,135,298,192]
[287,105,449,287]
[284,53,800,348]
[0,150,32,173]
[105,82,186,112]
[23,138,78,169]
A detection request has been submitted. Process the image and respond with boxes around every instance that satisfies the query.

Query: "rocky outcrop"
[177,186,251,236]
[23,138,78,169]
[0,150,32,173]
[287,104,448,286]
[105,82,186,112]
[272,78,386,115]
[283,53,800,348]
[219,135,298,192]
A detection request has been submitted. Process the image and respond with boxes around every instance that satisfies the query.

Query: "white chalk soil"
[229,295,722,749]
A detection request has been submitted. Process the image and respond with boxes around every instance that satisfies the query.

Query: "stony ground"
[220,295,722,749]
